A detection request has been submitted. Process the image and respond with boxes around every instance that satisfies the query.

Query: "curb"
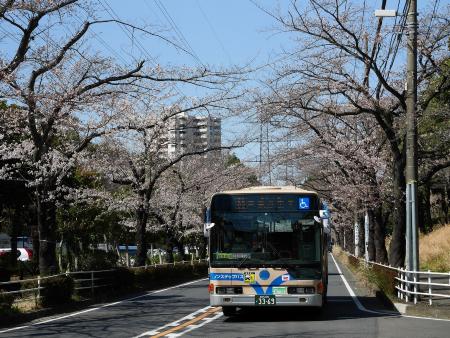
[392,302,408,314]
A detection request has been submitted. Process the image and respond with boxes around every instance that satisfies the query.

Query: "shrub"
[192,262,208,276]
[173,253,186,262]
[347,255,360,271]
[40,275,74,307]
[18,260,39,277]
[0,292,15,311]
[365,264,396,297]
[0,252,14,283]
[78,250,118,271]
[110,267,135,292]
[132,262,207,290]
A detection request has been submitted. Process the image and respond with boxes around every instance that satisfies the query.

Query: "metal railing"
[0,259,207,303]
[395,268,450,305]
[342,251,450,305]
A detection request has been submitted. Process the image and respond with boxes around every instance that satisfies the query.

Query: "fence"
[0,259,207,304]
[343,252,450,305]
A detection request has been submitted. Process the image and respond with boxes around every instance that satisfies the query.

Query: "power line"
[424,0,440,41]
[75,9,131,67]
[151,0,204,67]
[381,0,408,81]
[195,0,233,65]
[98,0,187,98]
[99,0,158,65]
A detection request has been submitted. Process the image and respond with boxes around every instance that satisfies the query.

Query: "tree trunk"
[372,207,389,264]
[10,208,19,268]
[31,223,39,270]
[198,236,207,259]
[367,209,376,262]
[37,190,57,275]
[388,159,406,267]
[345,227,354,254]
[336,228,343,248]
[440,187,449,225]
[176,241,185,261]
[358,214,365,258]
[135,193,149,267]
[166,246,174,263]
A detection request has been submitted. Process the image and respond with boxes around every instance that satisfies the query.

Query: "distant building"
[165,112,221,158]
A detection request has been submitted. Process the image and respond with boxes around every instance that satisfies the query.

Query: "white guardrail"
[0,259,207,302]
[344,252,450,305]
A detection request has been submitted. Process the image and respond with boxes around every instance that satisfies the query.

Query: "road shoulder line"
[330,254,450,322]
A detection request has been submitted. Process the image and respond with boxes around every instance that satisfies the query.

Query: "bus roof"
[214,186,318,196]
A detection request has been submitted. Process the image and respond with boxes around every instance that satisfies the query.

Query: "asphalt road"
[1,255,449,338]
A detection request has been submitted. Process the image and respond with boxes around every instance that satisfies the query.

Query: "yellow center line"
[150,307,221,338]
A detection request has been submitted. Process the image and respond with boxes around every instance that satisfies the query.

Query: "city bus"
[204,186,330,316]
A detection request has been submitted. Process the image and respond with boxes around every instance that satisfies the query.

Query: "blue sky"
[96,0,288,69]
[87,0,294,163]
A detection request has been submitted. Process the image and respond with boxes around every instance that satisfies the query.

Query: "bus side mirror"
[315,215,331,234]
[322,219,331,234]
[319,210,329,219]
[203,223,215,238]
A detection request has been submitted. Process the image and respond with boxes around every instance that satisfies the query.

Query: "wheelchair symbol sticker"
[298,197,310,210]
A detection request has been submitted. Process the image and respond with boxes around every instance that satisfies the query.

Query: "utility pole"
[405,0,419,273]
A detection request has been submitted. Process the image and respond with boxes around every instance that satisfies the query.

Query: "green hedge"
[111,267,135,292]
[40,275,74,307]
[133,262,207,290]
[78,250,119,271]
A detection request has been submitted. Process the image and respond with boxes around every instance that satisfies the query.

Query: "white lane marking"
[0,326,30,334]
[133,306,212,337]
[330,254,450,322]
[401,314,450,322]
[330,254,381,315]
[170,311,224,338]
[0,278,208,335]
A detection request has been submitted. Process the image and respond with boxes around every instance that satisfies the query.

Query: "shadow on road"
[224,296,400,323]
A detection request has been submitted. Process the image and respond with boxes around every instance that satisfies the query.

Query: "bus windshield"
[210,211,322,268]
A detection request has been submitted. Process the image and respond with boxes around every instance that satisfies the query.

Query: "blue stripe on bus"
[209,273,244,281]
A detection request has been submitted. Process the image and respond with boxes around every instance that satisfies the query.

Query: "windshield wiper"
[238,254,251,268]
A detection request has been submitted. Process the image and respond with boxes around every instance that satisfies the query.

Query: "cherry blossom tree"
[255,0,450,266]
[88,84,247,266]
[0,0,246,273]
[147,154,257,262]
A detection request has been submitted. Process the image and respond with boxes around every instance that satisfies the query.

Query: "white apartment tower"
[166,112,221,158]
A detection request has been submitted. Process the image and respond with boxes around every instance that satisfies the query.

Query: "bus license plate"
[255,295,276,306]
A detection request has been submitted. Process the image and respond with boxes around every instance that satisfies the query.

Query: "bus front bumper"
[210,294,323,307]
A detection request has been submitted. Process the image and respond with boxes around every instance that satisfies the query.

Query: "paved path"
[1,255,449,338]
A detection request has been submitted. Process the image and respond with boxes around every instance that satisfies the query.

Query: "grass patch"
[420,224,450,272]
